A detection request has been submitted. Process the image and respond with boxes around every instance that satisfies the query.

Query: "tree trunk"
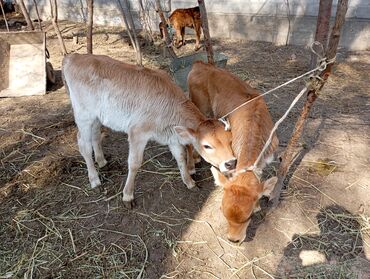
[49,0,67,55]
[122,0,142,65]
[310,0,333,69]
[87,0,93,54]
[32,0,42,30]
[197,0,214,64]
[271,0,349,208]
[17,0,34,30]
[155,0,177,59]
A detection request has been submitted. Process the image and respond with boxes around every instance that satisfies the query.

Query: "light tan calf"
[62,54,236,208]
[188,61,279,242]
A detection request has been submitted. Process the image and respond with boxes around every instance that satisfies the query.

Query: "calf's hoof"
[189,168,196,175]
[89,176,101,189]
[97,158,108,168]
[188,186,200,192]
[123,199,136,209]
[122,193,136,209]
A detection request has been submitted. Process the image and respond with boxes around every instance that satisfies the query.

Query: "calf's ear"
[259,176,278,199]
[174,126,196,145]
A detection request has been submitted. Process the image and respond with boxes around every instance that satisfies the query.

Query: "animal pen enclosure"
[0,0,370,278]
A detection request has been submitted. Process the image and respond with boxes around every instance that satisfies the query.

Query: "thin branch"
[49,0,67,55]
[32,0,42,30]
[16,0,34,30]
[122,0,142,65]
[0,0,9,32]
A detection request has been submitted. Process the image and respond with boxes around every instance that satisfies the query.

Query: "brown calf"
[188,61,279,243]
[159,6,202,50]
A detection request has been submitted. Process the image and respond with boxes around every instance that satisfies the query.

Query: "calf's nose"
[225,159,237,170]
[227,236,240,243]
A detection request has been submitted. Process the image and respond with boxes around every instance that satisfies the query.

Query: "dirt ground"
[1,19,370,279]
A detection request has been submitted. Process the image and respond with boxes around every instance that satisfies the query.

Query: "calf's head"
[175,119,236,173]
[213,169,277,243]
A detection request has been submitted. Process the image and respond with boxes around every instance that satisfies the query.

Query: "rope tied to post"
[218,41,336,180]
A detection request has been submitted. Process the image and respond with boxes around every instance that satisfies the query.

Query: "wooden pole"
[197,0,214,64]
[116,0,139,58]
[79,0,86,22]
[155,0,177,59]
[310,0,333,69]
[270,0,349,208]
[122,0,142,66]
[0,0,9,32]
[16,0,34,30]
[138,0,155,43]
[49,0,67,55]
[32,0,42,30]
[87,0,93,54]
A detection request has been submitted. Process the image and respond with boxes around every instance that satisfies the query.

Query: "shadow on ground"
[276,205,370,278]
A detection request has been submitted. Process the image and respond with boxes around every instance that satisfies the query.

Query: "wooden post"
[32,0,42,30]
[0,0,9,32]
[122,0,142,65]
[16,0,34,30]
[49,0,67,55]
[197,0,214,64]
[310,0,333,69]
[116,0,141,63]
[87,0,93,54]
[79,0,86,22]
[270,0,349,208]
[138,0,155,43]
[155,0,177,59]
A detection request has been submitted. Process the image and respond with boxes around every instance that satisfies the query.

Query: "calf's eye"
[203,144,213,150]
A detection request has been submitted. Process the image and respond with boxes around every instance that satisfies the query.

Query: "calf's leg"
[194,23,202,51]
[170,143,195,189]
[122,130,149,208]
[181,27,186,46]
[186,145,196,175]
[76,119,101,188]
[174,26,182,48]
[91,120,107,168]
